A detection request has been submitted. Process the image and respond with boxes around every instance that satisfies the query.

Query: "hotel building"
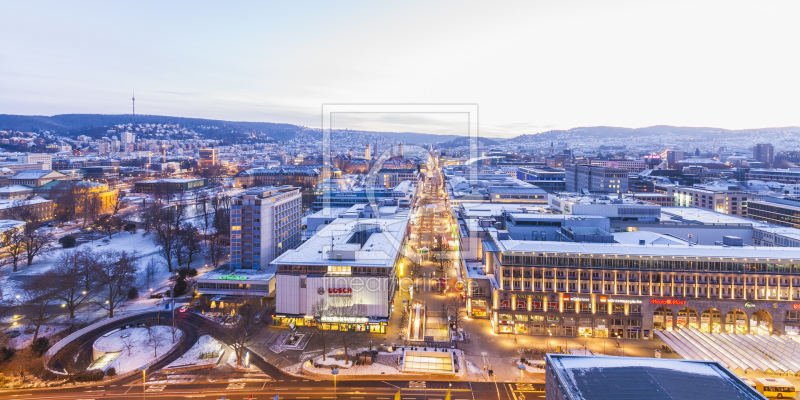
[230,186,302,270]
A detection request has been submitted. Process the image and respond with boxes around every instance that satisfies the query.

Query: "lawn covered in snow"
[94,325,182,374]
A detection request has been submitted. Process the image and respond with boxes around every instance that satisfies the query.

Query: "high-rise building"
[754,143,775,167]
[121,131,136,151]
[229,186,302,270]
[365,144,371,159]
[666,150,684,169]
[98,141,110,155]
[198,148,219,168]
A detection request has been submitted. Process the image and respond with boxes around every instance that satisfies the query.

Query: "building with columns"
[479,231,800,339]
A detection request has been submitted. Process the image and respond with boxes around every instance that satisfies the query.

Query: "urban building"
[0,198,55,222]
[481,231,800,338]
[631,193,675,207]
[19,153,53,170]
[746,168,800,184]
[544,355,763,400]
[667,184,756,216]
[230,186,302,270]
[198,148,219,168]
[666,150,684,169]
[374,168,419,188]
[564,164,628,194]
[235,166,325,189]
[754,143,775,167]
[10,170,69,188]
[312,180,418,211]
[0,185,33,200]
[748,197,800,228]
[516,167,566,193]
[271,203,410,333]
[590,159,647,173]
[134,178,206,193]
[548,193,661,221]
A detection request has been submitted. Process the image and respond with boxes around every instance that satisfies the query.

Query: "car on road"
[178,305,190,313]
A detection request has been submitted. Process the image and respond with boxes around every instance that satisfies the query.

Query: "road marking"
[226,382,247,390]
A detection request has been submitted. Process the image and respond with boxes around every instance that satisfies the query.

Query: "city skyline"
[3,0,800,137]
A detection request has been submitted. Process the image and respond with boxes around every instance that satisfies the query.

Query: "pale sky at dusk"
[1,0,799,137]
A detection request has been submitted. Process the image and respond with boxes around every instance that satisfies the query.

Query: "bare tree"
[51,251,94,319]
[19,272,59,341]
[204,234,228,268]
[180,224,202,269]
[95,250,138,318]
[147,325,166,357]
[142,258,159,290]
[444,296,468,336]
[1,227,26,272]
[214,303,263,366]
[311,299,333,361]
[154,221,178,272]
[112,191,126,215]
[121,332,135,356]
[23,225,53,266]
[195,192,211,239]
[327,297,366,363]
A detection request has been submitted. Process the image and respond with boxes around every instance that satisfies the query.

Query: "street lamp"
[140,365,149,400]
[331,368,339,399]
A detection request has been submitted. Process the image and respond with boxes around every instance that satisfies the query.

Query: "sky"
[1,0,799,138]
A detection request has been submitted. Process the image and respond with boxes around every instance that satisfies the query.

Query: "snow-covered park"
[91,325,182,374]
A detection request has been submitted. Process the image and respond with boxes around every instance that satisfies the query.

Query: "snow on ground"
[4,323,71,349]
[163,335,222,370]
[95,325,182,374]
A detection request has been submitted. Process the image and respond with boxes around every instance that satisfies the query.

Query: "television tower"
[132,90,135,116]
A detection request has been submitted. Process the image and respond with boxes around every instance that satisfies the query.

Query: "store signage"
[563,294,590,302]
[650,299,687,306]
[219,275,248,280]
[793,304,800,310]
[609,299,642,304]
[745,302,756,308]
[768,302,786,309]
[328,288,353,296]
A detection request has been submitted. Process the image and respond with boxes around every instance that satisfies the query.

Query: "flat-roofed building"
[564,164,628,194]
[230,186,302,270]
[271,203,410,333]
[134,178,206,193]
[198,148,218,168]
[545,354,763,400]
[483,232,800,337]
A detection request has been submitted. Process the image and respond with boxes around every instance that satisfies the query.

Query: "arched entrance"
[726,309,748,334]
[700,308,723,334]
[750,310,773,335]
[677,307,699,329]
[653,306,674,331]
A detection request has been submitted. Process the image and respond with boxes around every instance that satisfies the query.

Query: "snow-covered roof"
[491,233,800,261]
[546,354,763,400]
[0,185,34,193]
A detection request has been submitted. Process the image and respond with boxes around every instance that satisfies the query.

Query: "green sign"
[219,275,248,280]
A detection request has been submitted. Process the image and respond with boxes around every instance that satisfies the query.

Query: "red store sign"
[329,288,353,295]
[650,299,687,306]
